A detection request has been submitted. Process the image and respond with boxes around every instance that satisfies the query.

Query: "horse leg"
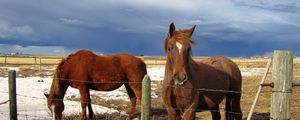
[124,83,137,118]
[79,87,89,120]
[211,106,221,120]
[226,94,233,120]
[182,91,200,120]
[162,87,179,120]
[182,105,196,120]
[232,93,242,120]
[87,91,94,119]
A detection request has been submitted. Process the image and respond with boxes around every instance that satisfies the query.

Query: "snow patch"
[147,66,165,81]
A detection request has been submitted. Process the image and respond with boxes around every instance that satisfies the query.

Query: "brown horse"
[44,50,147,120]
[162,23,242,120]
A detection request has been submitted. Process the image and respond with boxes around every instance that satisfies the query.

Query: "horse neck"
[49,84,67,99]
[49,73,68,100]
[188,56,199,70]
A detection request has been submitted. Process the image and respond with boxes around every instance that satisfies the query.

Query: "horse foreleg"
[182,91,199,120]
[162,87,179,120]
[79,88,89,120]
[182,105,196,120]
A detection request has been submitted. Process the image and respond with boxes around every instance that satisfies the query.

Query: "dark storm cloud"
[0,0,299,56]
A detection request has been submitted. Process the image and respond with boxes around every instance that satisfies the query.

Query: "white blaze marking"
[176,42,183,54]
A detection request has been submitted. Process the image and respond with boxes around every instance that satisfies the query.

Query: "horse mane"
[174,30,196,44]
[164,30,197,53]
[49,53,73,96]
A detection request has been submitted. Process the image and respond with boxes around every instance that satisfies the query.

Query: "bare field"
[1,56,300,119]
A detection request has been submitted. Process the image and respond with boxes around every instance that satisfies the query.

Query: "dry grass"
[0,56,63,65]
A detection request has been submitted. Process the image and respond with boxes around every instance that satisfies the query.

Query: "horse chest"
[171,87,195,108]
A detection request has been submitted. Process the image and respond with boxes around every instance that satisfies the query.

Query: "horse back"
[200,56,242,91]
[60,50,146,91]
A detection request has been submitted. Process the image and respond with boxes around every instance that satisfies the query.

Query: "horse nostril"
[172,74,177,79]
[183,75,187,80]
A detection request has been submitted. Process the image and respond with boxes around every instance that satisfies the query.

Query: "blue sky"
[0,0,299,57]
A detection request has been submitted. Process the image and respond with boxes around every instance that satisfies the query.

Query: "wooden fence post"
[271,50,293,120]
[141,75,151,120]
[8,70,17,120]
[34,56,37,65]
[39,57,42,70]
[5,55,7,66]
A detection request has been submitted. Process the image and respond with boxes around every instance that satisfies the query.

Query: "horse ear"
[189,25,196,36]
[44,92,49,98]
[169,22,175,37]
[164,37,169,53]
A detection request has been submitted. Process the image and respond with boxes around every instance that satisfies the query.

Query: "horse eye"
[188,47,191,52]
[168,46,173,51]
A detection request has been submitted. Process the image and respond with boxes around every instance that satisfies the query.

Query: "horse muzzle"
[173,74,188,86]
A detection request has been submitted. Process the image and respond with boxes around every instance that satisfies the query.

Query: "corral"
[1,55,300,119]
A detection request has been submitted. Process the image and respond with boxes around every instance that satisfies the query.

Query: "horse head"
[164,22,196,86]
[44,92,64,119]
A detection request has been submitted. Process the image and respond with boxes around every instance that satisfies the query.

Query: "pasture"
[0,55,300,119]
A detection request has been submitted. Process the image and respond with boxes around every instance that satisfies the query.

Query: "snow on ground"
[0,66,265,119]
[240,68,266,77]
[147,66,165,81]
[147,66,266,79]
[0,77,119,120]
[0,66,166,119]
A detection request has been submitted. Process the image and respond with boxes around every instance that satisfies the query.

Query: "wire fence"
[2,80,300,120]
[0,78,274,120]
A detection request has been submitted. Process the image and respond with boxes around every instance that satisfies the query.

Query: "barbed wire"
[12,76,244,95]
[0,78,298,119]
[0,100,9,105]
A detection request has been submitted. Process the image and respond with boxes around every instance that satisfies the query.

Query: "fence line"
[38,77,244,94]
[0,88,274,119]
[0,80,263,119]
[4,55,300,66]
[0,86,246,104]
[0,100,9,105]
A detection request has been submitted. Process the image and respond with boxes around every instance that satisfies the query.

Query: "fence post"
[8,70,17,120]
[141,75,151,120]
[5,55,7,66]
[34,56,37,65]
[39,57,42,70]
[270,50,293,120]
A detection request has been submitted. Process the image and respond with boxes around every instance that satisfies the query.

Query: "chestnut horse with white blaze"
[44,50,147,120]
[162,23,242,120]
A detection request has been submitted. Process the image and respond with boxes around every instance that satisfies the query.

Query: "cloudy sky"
[0,0,299,57]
